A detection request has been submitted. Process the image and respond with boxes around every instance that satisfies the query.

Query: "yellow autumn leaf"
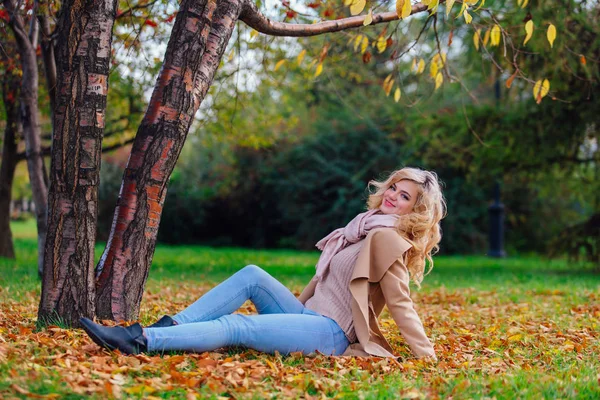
[458,0,467,17]
[350,0,366,16]
[486,325,498,333]
[434,72,443,90]
[483,28,491,47]
[411,58,417,71]
[361,36,369,54]
[463,9,472,24]
[491,24,501,46]
[376,36,387,53]
[428,0,439,12]
[446,0,455,16]
[363,9,373,26]
[250,30,258,39]
[547,24,556,48]
[416,58,425,74]
[508,334,522,342]
[315,63,323,77]
[430,61,439,78]
[523,20,533,45]
[431,53,445,71]
[124,385,156,395]
[274,59,286,71]
[385,79,395,96]
[517,0,522,6]
[521,0,529,8]
[394,87,401,102]
[474,0,485,11]
[473,29,481,51]
[297,49,306,65]
[383,74,394,96]
[403,0,413,18]
[344,0,353,5]
[396,0,412,19]
[354,35,362,52]
[384,74,392,86]
[533,79,550,103]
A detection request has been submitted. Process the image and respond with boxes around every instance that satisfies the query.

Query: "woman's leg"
[145,313,350,356]
[173,265,306,324]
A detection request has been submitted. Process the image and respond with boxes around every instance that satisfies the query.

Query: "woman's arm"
[379,260,436,359]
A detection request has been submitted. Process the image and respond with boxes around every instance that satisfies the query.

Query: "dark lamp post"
[488,182,506,258]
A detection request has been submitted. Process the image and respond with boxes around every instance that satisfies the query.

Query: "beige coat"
[298,228,436,359]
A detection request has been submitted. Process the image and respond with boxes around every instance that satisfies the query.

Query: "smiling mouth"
[384,199,394,207]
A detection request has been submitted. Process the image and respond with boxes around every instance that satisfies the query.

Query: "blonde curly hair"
[367,167,446,287]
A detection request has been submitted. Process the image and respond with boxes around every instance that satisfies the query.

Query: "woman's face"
[379,180,419,216]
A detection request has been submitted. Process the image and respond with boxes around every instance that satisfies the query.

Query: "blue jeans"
[145,265,349,355]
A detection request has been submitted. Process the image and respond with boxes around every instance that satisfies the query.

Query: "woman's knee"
[239,264,267,280]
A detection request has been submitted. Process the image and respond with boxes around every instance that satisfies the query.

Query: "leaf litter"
[1,282,598,398]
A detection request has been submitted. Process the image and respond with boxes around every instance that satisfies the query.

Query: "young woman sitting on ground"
[81,167,446,360]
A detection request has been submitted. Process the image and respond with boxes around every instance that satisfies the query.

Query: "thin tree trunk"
[95,0,242,321]
[4,0,49,277]
[0,74,21,259]
[38,0,118,327]
[37,0,57,120]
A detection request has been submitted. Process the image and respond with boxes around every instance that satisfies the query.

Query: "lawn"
[0,220,599,399]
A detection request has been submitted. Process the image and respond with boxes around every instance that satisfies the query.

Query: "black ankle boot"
[80,318,147,355]
[147,315,176,328]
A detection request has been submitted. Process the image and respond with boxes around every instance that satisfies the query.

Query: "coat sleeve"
[379,259,437,359]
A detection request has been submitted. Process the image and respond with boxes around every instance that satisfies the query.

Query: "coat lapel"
[299,227,412,358]
[348,228,411,357]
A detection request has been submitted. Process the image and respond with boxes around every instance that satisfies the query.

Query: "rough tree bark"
[0,72,21,259]
[4,0,49,276]
[95,0,243,321]
[38,0,118,326]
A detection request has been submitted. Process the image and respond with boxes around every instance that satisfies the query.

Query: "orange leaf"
[506,70,518,88]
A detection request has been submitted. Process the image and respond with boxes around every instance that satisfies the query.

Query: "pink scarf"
[314,209,399,279]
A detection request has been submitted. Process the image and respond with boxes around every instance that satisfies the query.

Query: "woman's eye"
[402,195,408,200]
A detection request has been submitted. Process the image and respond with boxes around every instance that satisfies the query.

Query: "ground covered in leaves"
[1,222,599,399]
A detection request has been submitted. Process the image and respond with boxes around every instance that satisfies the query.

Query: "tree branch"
[28,0,39,48]
[36,0,57,116]
[24,136,136,160]
[100,137,136,153]
[240,1,430,37]
[4,0,32,50]
[116,0,160,19]
[40,116,132,140]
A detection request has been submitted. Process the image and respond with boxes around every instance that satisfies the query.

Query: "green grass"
[1,219,599,399]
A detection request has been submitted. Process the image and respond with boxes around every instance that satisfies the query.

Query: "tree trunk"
[37,0,57,121]
[4,0,49,277]
[95,0,242,321]
[0,74,21,259]
[38,0,118,327]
